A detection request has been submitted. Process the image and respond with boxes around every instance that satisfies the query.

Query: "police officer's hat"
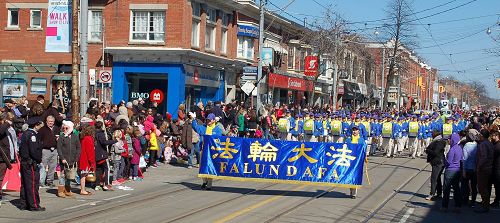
[26,116,43,128]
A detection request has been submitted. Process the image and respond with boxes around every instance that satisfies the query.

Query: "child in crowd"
[111,130,125,185]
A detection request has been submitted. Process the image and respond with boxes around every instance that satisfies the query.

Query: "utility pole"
[256,0,266,115]
[71,0,80,123]
[379,48,385,109]
[332,23,339,111]
[427,69,431,110]
[80,0,89,117]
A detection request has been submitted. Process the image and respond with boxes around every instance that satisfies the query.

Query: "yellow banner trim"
[197,174,362,189]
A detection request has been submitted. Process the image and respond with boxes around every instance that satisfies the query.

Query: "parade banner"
[199,135,367,188]
[45,0,71,52]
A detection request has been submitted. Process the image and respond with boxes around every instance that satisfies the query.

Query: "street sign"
[149,89,164,104]
[304,56,318,76]
[99,70,112,83]
[241,81,255,96]
[89,69,96,86]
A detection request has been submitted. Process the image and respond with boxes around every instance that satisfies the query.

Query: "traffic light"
[417,76,423,87]
[439,85,445,93]
[497,79,500,89]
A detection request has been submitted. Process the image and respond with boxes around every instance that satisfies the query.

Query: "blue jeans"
[188,142,201,166]
[130,164,138,178]
[442,169,462,208]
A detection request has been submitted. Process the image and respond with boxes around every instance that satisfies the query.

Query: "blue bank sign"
[237,24,259,38]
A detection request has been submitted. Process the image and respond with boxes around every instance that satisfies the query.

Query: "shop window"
[237,36,254,60]
[8,9,19,28]
[30,78,47,95]
[88,10,103,41]
[221,29,227,54]
[130,11,165,42]
[287,47,295,69]
[191,19,200,47]
[30,10,42,28]
[205,25,215,51]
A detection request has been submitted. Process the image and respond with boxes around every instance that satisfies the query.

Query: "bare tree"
[301,7,349,107]
[381,0,416,108]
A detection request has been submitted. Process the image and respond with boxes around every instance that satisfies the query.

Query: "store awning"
[343,80,365,100]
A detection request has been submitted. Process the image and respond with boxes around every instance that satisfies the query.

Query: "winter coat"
[476,139,494,173]
[131,138,141,165]
[94,129,117,162]
[181,119,193,150]
[79,136,96,171]
[445,133,463,171]
[425,135,446,166]
[111,140,125,161]
[493,141,500,176]
[149,132,159,151]
[115,106,130,124]
[0,122,11,163]
[57,133,81,166]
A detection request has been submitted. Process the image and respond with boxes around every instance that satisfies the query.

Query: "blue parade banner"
[198,135,367,188]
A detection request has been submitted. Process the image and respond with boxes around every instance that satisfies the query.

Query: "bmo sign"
[129,89,165,104]
[149,89,164,104]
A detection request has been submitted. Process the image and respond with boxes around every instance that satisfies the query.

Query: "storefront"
[342,80,366,109]
[0,63,72,114]
[108,48,232,118]
[268,73,314,106]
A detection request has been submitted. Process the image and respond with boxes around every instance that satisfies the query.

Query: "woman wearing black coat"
[425,131,447,201]
[94,121,117,191]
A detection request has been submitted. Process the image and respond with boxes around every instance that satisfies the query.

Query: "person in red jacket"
[79,124,96,195]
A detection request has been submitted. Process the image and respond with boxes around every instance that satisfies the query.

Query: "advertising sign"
[45,0,71,52]
[2,79,26,98]
[304,56,318,76]
[261,47,274,66]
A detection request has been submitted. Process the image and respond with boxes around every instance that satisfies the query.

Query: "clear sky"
[266,0,500,99]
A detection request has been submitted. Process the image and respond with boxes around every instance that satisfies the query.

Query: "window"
[206,7,216,23]
[30,78,47,95]
[221,29,227,54]
[131,11,165,42]
[191,20,200,47]
[237,36,254,60]
[192,1,201,17]
[30,10,42,28]
[8,9,19,28]
[88,10,102,41]
[205,25,215,51]
[221,13,230,27]
[287,47,295,69]
[299,51,306,71]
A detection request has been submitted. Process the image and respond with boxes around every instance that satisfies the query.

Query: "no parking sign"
[99,70,112,83]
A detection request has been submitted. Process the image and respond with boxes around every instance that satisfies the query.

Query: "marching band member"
[331,115,343,143]
[409,116,420,158]
[303,113,315,142]
[382,116,398,158]
[322,114,331,142]
[277,110,293,141]
[312,114,323,142]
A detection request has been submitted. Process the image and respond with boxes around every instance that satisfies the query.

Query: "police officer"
[19,118,45,211]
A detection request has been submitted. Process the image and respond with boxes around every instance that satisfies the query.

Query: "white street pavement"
[0,156,498,223]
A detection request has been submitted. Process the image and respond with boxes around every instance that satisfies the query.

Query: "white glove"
[189,112,196,119]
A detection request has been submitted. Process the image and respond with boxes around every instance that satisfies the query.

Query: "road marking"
[62,194,131,210]
[398,207,414,223]
[63,201,102,211]
[103,193,131,201]
[214,185,307,223]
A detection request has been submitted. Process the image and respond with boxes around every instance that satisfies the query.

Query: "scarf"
[206,123,216,135]
[351,135,360,144]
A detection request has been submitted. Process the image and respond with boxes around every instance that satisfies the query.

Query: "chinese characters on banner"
[45,0,71,52]
[199,135,367,188]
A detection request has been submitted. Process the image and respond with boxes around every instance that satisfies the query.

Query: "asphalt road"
[0,156,498,223]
